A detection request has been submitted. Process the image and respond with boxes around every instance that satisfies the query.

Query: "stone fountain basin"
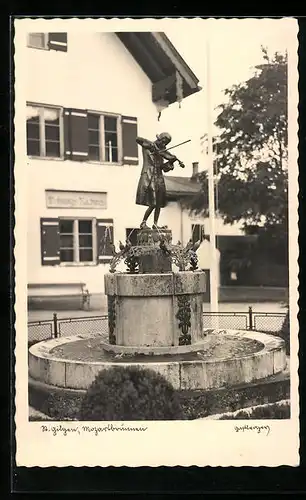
[28,330,286,392]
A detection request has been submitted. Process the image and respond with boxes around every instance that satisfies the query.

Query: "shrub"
[279,310,290,355]
[45,393,82,420]
[221,410,250,419]
[29,407,54,421]
[29,379,84,421]
[218,401,290,419]
[79,366,185,421]
[28,339,40,349]
[251,402,290,419]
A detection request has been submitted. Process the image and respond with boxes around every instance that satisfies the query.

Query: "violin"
[136,136,185,169]
[153,143,185,169]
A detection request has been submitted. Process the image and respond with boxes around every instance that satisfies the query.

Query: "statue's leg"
[140,206,154,228]
[152,207,167,229]
[153,207,161,226]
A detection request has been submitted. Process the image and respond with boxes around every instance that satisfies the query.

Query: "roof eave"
[151,32,200,89]
[166,191,199,199]
[115,32,201,105]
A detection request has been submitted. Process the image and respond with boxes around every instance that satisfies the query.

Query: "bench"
[28,283,91,310]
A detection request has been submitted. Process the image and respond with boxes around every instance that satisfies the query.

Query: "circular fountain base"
[29,330,287,392]
[100,340,211,356]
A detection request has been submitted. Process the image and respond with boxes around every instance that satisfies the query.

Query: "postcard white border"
[14,17,299,467]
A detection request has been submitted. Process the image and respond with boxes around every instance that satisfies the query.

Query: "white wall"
[26,32,243,294]
[188,212,244,237]
[27,32,161,293]
[26,32,158,136]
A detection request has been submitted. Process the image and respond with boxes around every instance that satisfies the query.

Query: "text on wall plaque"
[45,190,107,209]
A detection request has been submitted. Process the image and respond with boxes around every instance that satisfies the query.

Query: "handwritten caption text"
[41,423,148,436]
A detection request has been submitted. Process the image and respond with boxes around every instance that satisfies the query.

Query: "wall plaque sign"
[46,190,107,209]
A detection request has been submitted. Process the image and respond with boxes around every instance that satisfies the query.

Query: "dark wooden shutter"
[40,218,60,266]
[64,109,88,161]
[122,116,138,165]
[97,219,114,263]
[48,33,68,52]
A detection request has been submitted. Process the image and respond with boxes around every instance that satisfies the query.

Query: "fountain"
[28,227,287,394]
[28,130,288,412]
[104,228,206,353]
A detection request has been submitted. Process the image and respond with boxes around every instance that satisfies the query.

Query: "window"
[88,113,119,163]
[28,106,139,165]
[27,104,63,158]
[192,224,205,245]
[27,32,68,52]
[40,217,114,266]
[27,33,48,50]
[59,219,95,264]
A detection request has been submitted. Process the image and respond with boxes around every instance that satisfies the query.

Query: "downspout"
[180,201,184,244]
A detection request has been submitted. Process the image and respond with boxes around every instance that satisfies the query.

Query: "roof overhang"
[116,32,202,106]
[165,175,201,200]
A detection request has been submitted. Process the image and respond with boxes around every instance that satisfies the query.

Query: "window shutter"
[40,218,60,266]
[48,32,68,52]
[64,109,88,161]
[121,116,138,165]
[97,219,114,263]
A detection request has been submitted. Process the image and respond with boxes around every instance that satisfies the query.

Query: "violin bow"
[161,139,191,153]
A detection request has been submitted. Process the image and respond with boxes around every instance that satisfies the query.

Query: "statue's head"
[155,132,172,149]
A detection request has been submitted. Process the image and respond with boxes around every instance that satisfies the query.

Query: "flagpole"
[206,29,219,317]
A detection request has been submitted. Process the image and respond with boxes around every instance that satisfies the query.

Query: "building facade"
[26,31,283,310]
[26,31,208,301]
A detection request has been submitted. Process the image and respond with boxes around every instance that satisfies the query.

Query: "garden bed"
[29,369,290,421]
[202,399,290,420]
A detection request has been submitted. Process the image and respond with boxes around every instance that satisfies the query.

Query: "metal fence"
[28,313,108,343]
[202,308,287,333]
[252,313,287,333]
[28,307,287,344]
[28,320,54,343]
[58,316,108,338]
[202,312,249,331]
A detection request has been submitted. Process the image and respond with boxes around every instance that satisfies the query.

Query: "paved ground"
[28,308,107,321]
[205,302,287,313]
[28,301,287,322]
[27,296,288,345]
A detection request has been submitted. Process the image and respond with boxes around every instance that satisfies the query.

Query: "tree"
[187,47,288,246]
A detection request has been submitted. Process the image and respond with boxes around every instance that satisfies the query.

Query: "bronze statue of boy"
[135,132,185,229]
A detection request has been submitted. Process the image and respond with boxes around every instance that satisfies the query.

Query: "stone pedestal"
[104,271,206,348]
[104,226,206,352]
[136,228,172,273]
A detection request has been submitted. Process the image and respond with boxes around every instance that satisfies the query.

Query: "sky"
[156,18,295,174]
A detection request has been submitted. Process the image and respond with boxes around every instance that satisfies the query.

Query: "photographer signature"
[234,424,271,436]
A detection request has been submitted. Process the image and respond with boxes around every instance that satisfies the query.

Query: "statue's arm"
[162,162,175,172]
[136,136,155,152]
